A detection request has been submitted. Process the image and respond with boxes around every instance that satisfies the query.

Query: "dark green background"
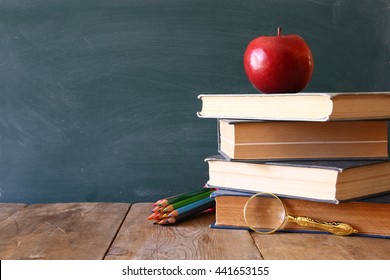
[0,0,389,203]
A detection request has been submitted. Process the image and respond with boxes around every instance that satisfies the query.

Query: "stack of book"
[197,92,390,238]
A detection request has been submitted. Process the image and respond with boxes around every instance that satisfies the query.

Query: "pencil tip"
[153,200,161,206]
[146,213,157,220]
[158,219,168,225]
[158,200,168,207]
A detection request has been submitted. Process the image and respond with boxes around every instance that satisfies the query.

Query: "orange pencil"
[154,212,166,220]
[146,213,159,220]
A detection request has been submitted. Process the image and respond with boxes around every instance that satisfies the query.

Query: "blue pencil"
[167,196,215,218]
[160,204,215,224]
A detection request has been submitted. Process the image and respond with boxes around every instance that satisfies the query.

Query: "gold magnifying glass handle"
[287,215,358,236]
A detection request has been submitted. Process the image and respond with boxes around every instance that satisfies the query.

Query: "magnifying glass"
[243,192,358,236]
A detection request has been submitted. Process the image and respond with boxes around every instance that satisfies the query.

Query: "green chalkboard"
[0,0,389,203]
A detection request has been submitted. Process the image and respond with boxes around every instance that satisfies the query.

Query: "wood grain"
[0,203,26,222]
[1,202,388,260]
[251,232,390,260]
[105,203,262,260]
[0,203,130,260]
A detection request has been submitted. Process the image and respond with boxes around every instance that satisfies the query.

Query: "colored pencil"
[163,189,214,212]
[160,205,216,225]
[168,197,215,217]
[148,187,216,222]
[151,206,163,213]
[158,197,215,225]
[169,202,215,223]
[161,212,171,218]
[146,212,158,220]
[157,187,213,207]
[152,199,163,207]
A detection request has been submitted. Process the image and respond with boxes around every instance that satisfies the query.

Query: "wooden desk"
[0,203,388,260]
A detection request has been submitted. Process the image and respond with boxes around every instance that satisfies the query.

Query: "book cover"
[198,92,390,121]
[205,155,390,203]
[217,119,390,160]
[211,189,390,238]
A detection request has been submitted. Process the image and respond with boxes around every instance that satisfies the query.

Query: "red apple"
[243,27,314,93]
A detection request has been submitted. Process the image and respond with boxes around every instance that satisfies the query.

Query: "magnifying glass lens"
[244,192,287,234]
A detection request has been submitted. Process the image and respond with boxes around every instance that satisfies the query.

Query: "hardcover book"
[218,119,390,160]
[198,92,390,121]
[211,189,390,238]
[205,155,390,203]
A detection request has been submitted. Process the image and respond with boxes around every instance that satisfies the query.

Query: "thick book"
[197,92,390,121]
[211,189,390,238]
[218,119,390,160]
[205,155,390,203]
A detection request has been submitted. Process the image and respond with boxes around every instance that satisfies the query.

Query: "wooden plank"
[251,232,390,260]
[105,203,262,260]
[0,203,26,221]
[0,202,130,260]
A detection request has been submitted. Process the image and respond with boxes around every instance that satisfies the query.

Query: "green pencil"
[159,199,216,225]
[163,189,214,212]
[157,187,213,207]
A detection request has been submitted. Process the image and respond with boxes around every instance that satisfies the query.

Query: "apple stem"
[277,27,282,36]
